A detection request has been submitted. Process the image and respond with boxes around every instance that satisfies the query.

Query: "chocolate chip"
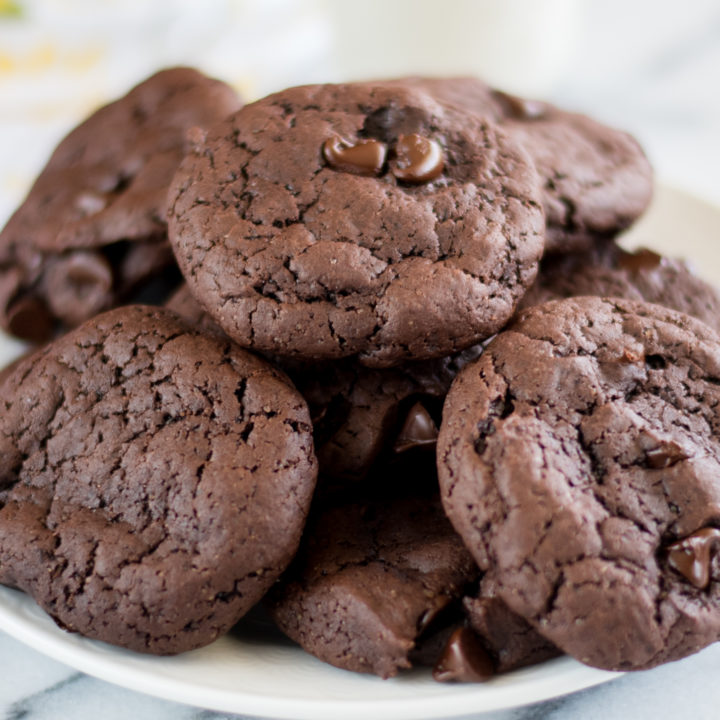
[390,134,444,183]
[645,441,689,469]
[432,627,494,683]
[667,528,720,589]
[322,135,387,175]
[46,252,113,326]
[492,90,547,120]
[616,248,664,273]
[6,295,55,343]
[394,401,438,453]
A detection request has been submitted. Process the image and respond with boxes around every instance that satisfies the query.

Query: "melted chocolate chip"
[394,401,439,453]
[617,248,664,273]
[432,627,494,683]
[492,90,547,120]
[6,295,55,343]
[46,252,113,326]
[323,135,387,175]
[667,527,720,589]
[645,441,689,469]
[390,134,444,183]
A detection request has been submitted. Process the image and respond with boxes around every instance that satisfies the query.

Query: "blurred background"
[0,0,718,225]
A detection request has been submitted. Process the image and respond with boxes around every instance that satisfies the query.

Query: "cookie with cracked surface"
[384,77,653,254]
[0,67,242,342]
[168,82,544,367]
[266,486,479,679]
[0,305,317,654]
[518,244,720,334]
[438,296,720,670]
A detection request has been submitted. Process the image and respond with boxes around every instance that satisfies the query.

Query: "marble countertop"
[4,632,720,720]
[1,0,720,718]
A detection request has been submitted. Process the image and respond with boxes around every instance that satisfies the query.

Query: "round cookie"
[0,305,317,654]
[267,489,479,679]
[168,82,544,367]
[438,297,720,670]
[385,77,653,254]
[518,244,720,334]
[0,68,242,342]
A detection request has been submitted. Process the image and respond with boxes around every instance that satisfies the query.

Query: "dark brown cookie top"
[387,77,653,254]
[438,297,720,670]
[0,68,242,342]
[0,305,317,654]
[168,82,544,367]
[518,244,720,334]
[267,491,479,679]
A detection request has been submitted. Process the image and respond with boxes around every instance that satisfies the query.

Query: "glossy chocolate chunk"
[394,401,439,453]
[323,135,387,175]
[390,133,444,183]
[667,528,720,589]
[432,627,495,683]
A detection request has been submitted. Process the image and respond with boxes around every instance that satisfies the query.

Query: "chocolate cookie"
[267,490,479,679]
[0,305,317,654]
[438,297,720,670]
[168,82,544,367]
[0,68,242,342]
[463,575,560,673]
[518,244,720,334]
[386,77,653,254]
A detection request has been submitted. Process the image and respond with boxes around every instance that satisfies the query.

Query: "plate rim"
[0,586,620,720]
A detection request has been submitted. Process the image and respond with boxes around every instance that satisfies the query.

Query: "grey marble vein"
[5,675,84,720]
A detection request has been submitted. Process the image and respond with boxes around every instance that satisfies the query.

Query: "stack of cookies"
[2,67,720,683]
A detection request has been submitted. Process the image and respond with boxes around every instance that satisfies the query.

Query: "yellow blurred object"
[0,43,103,76]
[25,42,55,72]
[0,0,22,18]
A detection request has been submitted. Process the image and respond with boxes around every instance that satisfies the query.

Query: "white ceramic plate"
[0,184,717,719]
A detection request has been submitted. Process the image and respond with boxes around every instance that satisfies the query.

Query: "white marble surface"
[4,632,720,720]
[1,0,720,718]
